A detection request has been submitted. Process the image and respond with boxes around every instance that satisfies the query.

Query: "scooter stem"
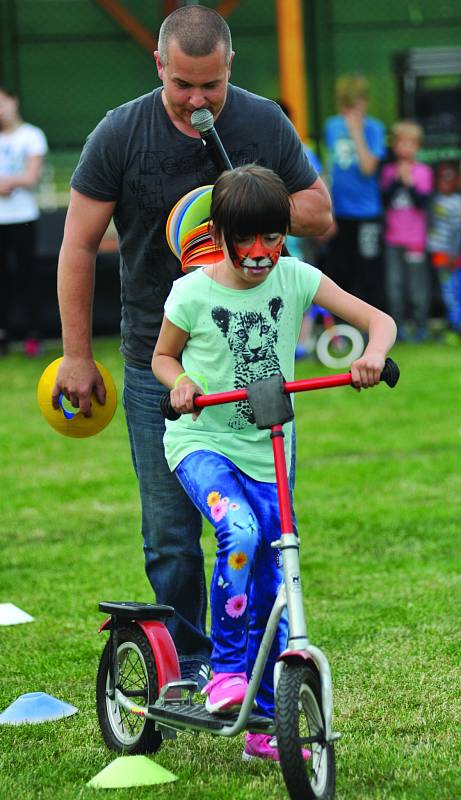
[270,423,309,648]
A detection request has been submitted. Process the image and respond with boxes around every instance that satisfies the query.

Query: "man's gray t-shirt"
[71,84,318,367]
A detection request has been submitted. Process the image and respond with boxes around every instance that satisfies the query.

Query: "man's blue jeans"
[123,364,211,658]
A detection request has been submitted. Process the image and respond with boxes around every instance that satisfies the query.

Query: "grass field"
[0,339,460,800]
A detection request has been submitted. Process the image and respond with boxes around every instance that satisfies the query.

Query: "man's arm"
[52,188,116,414]
[289,176,332,237]
[274,102,332,237]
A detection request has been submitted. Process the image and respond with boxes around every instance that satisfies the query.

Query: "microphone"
[191,109,233,173]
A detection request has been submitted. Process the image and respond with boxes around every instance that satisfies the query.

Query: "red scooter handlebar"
[160,358,400,421]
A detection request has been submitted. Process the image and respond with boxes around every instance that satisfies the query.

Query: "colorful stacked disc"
[166,185,223,272]
[166,185,209,259]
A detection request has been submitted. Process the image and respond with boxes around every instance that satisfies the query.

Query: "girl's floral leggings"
[175,449,295,718]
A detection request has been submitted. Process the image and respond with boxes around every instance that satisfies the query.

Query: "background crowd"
[296,74,461,350]
[1,73,461,357]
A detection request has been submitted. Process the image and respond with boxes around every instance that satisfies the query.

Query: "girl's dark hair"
[210,164,291,261]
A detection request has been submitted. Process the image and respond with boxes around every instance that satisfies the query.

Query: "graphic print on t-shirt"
[211,297,284,429]
[333,137,357,170]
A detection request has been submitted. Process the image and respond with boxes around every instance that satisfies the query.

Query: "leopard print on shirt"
[211,297,284,429]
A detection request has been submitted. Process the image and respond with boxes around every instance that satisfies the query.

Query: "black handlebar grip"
[159,392,181,421]
[380,357,400,388]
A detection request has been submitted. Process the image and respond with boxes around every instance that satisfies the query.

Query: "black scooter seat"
[99,601,175,620]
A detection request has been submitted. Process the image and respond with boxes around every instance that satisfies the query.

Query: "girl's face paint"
[231,233,284,274]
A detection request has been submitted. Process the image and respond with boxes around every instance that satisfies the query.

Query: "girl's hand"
[397,161,413,186]
[350,352,386,390]
[170,381,202,420]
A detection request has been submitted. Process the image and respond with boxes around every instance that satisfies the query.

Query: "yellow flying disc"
[37,357,117,438]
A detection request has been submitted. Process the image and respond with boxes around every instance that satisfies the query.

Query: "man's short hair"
[158,6,232,65]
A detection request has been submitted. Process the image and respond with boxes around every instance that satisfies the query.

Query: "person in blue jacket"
[324,74,386,310]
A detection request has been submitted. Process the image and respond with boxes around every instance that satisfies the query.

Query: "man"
[52,5,332,687]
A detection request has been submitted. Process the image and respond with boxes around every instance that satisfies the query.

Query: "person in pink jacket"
[381,120,433,341]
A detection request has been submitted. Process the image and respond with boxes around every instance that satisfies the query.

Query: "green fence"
[1,0,460,207]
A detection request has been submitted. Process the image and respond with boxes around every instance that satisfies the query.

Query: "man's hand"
[51,356,106,416]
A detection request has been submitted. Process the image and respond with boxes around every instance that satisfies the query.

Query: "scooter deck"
[148,701,274,734]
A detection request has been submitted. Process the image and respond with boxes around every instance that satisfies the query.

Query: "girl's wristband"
[173,372,209,393]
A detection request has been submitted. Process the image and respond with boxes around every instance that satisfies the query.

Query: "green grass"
[0,339,460,799]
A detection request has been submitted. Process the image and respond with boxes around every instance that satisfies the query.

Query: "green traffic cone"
[87,755,177,788]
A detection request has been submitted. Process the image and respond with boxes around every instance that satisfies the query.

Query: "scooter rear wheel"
[275,661,336,800]
[96,625,163,754]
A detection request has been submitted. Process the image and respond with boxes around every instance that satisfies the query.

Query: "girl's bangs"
[224,189,290,239]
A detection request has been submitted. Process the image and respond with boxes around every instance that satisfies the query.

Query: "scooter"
[96,358,399,800]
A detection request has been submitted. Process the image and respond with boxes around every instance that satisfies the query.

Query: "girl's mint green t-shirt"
[163,257,322,482]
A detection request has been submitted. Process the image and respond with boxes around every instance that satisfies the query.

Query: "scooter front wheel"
[316,323,364,369]
[96,625,163,754]
[275,661,336,800]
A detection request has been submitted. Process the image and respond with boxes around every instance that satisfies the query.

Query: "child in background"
[427,161,461,339]
[381,120,433,341]
[0,86,48,356]
[324,74,386,310]
[152,164,396,761]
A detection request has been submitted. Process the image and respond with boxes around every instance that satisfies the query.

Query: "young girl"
[152,164,396,762]
[380,120,433,341]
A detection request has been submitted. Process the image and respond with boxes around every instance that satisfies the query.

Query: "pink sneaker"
[201,671,248,714]
[242,733,311,762]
